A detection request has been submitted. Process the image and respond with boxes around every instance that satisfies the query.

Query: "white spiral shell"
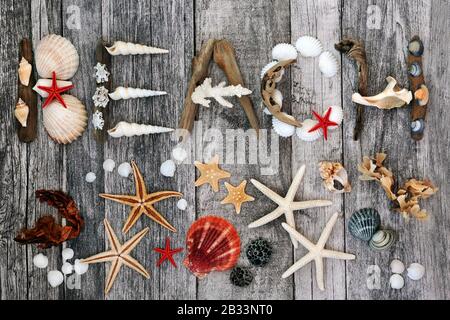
[108,87,167,100]
[272,117,295,137]
[272,43,298,61]
[108,121,174,138]
[326,105,344,129]
[296,119,323,142]
[319,51,339,78]
[105,41,169,56]
[295,36,323,58]
[35,34,79,80]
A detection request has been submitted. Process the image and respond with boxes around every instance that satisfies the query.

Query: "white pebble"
[390,259,405,274]
[33,253,48,269]
[407,263,425,280]
[62,247,74,261]
[61,262,73,275]
[177,199,188,211]
[389,274,405,289]
[85,172,96,183]
[160,160,176,177]
[48,270,64,288]
[172,147,188,162]
[103,159,115,172]
[118,162,132,177]
[74,259,89,275]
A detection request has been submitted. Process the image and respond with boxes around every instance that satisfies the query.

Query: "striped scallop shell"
[348,208,381,241]
[327,105,344,129]
[296,119,323,142]
[319,51,339,78]
[272,43,298,61]
[183,216,240,278]
[36,34,79,80]
[43,95,87,144]
[295,36,323,58]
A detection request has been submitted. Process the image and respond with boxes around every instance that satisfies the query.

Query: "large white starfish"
[249,164,332,248]
[281,212,356,290]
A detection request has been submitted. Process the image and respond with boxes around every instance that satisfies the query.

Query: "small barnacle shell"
[295,36,323,58]
[272,117,295,137]
[296,119,323,142]
[407,263,425,280]
[272,43,297,62]
[390,259,405,274]
[389,274,405,289]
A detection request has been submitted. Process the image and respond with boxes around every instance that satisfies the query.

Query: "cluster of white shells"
[389,259,425,289]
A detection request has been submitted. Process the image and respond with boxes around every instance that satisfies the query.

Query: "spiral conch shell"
[18,57,32,86]
[35,34,79,80]
[15,98,29,127]
[108,87,167,100]
[108,121,174,138]
[105,41,168,56]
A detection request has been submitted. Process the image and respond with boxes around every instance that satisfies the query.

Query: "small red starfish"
[37,71,74,108]
[153,237,183,268]
[308,107,338,140]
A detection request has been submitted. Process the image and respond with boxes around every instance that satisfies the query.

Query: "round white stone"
[33,253,48,269]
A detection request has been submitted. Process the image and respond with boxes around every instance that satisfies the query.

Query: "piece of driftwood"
[179,39,217,136]
[335,39,368,141]
[213,39,260,133]
[17,38,37,142]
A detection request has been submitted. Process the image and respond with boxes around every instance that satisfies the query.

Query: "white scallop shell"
[261,61,284,82]
[407,263,425,280]
[390,259,405,274]
[295,36,323,58]
[318,51,339,78]
[272,117,295,137]
[296,119,323,142]
[118,162,132,177]
[327,105,344,129]
[160,160,176,177]
[33,253,48,269]
[35,34,79,80]
[102,159,115,172]
[43,95,87,144]
[85,172,96,183]
[48,270,64,288]
[389,274,404,289]
[272,43,298,62]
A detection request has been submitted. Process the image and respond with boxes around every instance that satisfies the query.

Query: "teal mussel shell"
[348,208,381,241]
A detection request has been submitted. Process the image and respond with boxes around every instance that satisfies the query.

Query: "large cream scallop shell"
[318,51,339,78]
[296,119,323,142]
[43,95,87,144]
[36,34,79,80]
[295,36,323,58]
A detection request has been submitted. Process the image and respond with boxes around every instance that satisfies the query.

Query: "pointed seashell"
[348,208,381,241]
[408,62,422,77]
[35,34,79,80]
[105,41,168,56]
[369,230,396,251]
[183,216,240,278]
[411,119,425,134]
[43,94,87,144]
[261,61,285,82]
[295,36,323,58]
[33,79,73,97]
[108,86,167,100]
[414,85,429,106]
[407,263,425,280]
[389,274,404,289]
[272,117,295,137]
[272,43,297,62]
[390,259,405,274]
[408,38,424,57]
[108,121,174,138]
[326,105,343,129]
[15,98,29,127]
[296,119,323,142]
[18,57,32,86]
[319,51,339,78]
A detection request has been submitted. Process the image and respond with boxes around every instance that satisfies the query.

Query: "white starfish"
[249,164,332,248]
[281,212,356,291]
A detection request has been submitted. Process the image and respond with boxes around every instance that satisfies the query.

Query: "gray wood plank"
[195,0,294,300]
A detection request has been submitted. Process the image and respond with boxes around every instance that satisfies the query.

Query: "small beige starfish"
[221,180,255,214]
[249,164,332,248]
[81,219,150,294]
[281,212,356,290]
[194,155,231,192]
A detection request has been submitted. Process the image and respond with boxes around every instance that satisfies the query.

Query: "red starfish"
[37,71,74,108]
[153,237,183,268]
[308,107,338,140]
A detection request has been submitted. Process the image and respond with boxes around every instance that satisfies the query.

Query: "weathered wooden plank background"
[0,0,449,300]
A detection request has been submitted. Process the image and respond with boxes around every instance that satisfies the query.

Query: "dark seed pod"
[408,38,424,57]
[230,266,254,287]
[246,238,272,267]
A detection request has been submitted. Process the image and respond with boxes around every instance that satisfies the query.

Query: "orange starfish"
[194,155,231,192]
[100,160,182,234]
[221,180,255,214]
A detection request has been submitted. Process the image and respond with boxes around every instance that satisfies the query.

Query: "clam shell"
[295,36,323,58]
[272,43,297,62]
[348,208,381,241]
[327,105,343,129]
[272,117,295,137]
[43,94,87,144]
[318,51,339,78]
[36,34,79,80]
[296,119,323,142]
[369,230,396,251]
[183,215,240,278]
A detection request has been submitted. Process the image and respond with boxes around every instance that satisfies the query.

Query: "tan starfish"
[100,160,182,234]
[81,219,150,294]
[221,180,255,214]
[194,155,231,192]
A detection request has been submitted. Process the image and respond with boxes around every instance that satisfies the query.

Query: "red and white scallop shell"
[183,216,240,278]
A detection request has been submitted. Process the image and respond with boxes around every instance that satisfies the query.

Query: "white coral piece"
[92,110,105,130]
[109,86,167,100]
[92,86,110,108]
[191,78,252,108]
[94,62,110,83]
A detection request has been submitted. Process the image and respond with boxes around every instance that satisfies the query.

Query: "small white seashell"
[172,147,188,163]
[48,270,64,288]
[295,36,323,58]
[109,87,167,100]
[106,41,169,56]
[33,253,48,269]
[103,159,115,172]
[61,262,73,275]
[272,117,295,137]
[272,43,298,62]
[326,105,344,128]
[15,98,29,127]
[318,51,339,78]
[389,274,405,289]
[177,199,188,211]
[296,119,323,142]
[62,247,74,261]
[74,259,89,275]
[407,263,425,280]
[160,160,176,177]
[390,259,405,274]
[261,61,284,82]
[33,79,73,98]
[18,57,32,86]
[85,172,96,183]
[108,121,174,138]
[118,162,132,177]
